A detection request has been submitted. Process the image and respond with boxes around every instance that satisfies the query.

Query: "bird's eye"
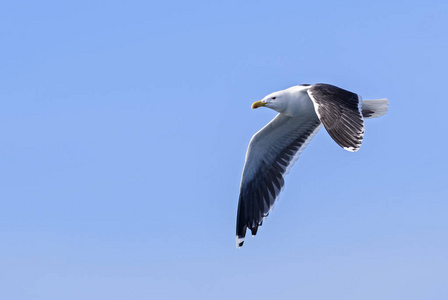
[272,97,276,100]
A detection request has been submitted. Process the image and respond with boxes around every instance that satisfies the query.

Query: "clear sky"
[1,1,447,299]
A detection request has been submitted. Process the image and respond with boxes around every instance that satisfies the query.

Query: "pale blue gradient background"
[1,1,447,299]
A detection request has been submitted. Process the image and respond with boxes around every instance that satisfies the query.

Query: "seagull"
[236,83,388,248]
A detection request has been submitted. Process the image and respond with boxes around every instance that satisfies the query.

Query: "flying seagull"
[236,83,388,248]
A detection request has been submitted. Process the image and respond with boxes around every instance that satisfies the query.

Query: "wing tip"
[250,225,259,236]
[236,236,245,248]
[236,225,260,248]
[343,145,361,152]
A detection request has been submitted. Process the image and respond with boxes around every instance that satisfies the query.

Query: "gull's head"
[251,90,289,112]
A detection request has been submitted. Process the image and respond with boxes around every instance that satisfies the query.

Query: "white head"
[251,90,285,111]
[251,85,308,114]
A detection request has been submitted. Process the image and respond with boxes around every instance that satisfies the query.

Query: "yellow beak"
[251,101,266,109]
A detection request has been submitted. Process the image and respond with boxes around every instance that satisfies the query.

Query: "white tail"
[362,98,389,119]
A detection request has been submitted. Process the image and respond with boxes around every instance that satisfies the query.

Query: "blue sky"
[1,1,447,299]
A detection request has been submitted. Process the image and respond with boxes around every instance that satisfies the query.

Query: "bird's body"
[236,83,388,248]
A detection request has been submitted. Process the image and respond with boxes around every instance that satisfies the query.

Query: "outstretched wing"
[236,113,321,248]
[307,84,365,152]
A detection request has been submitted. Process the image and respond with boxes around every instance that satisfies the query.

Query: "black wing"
[236,113,321,247]
[307,84,365,152]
